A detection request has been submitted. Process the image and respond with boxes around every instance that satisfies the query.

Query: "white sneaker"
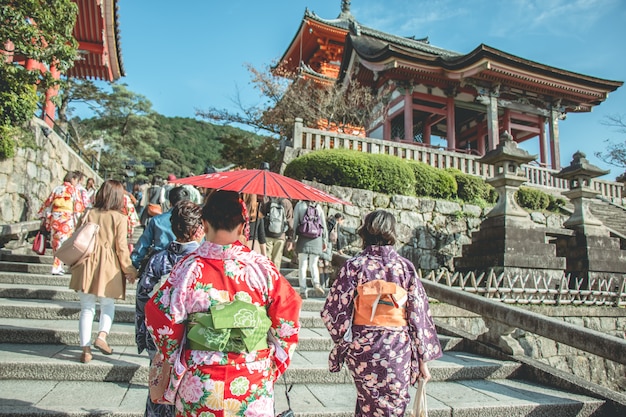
[300,289,308,299]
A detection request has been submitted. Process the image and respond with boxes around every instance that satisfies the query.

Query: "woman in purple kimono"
[321,210,442,416]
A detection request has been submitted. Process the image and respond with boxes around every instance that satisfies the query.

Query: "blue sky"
[111,0,626,179]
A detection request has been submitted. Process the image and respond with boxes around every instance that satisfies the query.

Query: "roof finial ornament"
[339,0,353,19]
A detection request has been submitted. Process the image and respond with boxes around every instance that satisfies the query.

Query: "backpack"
[266,198,288,237]
[297,202,323,239]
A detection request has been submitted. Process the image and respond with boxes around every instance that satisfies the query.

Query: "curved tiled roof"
[67,0,125,81]
[304,9,461,59]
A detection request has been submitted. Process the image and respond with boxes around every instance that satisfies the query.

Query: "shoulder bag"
[56,211,99,266]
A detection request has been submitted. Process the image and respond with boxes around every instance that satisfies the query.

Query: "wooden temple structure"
[278,1,622,170]
[3,0,124,126]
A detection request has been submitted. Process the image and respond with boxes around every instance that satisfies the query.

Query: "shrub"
[0,124,16,159]
[284,149,415,195]
[447,169,496,204]
[516,186,550,211]
[547,195,567,212]
[408,161,456,199]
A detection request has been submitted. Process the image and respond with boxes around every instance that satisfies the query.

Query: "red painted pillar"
[539,116,548,166]
[446,96,456,150]
[503,108,512,136]
[423,116,431,145]
[42,64,61,126]
[403,90,413,141]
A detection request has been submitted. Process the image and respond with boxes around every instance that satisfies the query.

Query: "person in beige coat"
[69,179,138,363]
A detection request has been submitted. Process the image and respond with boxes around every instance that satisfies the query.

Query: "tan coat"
[69,209,137,299]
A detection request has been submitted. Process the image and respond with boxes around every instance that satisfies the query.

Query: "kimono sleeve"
[265,263,301,376]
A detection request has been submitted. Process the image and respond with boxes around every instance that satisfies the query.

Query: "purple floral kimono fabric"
[321,245,442,417]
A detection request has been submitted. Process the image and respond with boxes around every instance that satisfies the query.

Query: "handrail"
[420,278,626,365]
[38,107,104,176]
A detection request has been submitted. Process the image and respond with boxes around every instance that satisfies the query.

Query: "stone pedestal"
[454,131,566,280]
[455,215,566,280]
[555,152,626,282]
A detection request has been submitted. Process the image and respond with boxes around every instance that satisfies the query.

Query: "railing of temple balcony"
[293,120,625,201]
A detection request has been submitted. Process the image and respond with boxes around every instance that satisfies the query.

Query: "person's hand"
[125,270,137,284]
[323,242,328,252]
[286,241,294,251]
[418,359,431,382]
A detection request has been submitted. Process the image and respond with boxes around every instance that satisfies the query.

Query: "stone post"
[293,117,304,149]
[454,131,566,280]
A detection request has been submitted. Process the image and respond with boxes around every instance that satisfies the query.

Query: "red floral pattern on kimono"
[37,182,84,271]
[122,193,140,239]
[321,245,442,417]
[146,241,301,417]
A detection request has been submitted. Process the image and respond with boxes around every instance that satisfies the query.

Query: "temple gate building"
[2,0,124,126]
[278,1,622,170]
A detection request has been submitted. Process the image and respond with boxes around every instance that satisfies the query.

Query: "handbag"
[147,203,162,217]
[32,232,46,255]
[149,351,174,405]
[410,378,428,417]
[55,215,99,266]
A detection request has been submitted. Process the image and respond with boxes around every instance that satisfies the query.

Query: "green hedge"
[285,149,561,212]
[515,187,550,211]
[408,161,456,199]
[284,149,415,195]
[447,169,497,204]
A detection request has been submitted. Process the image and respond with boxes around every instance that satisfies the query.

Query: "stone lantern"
[554,152,626,281]
[477,131,536,223]
[555,151,609,235]
[454,131,565,279]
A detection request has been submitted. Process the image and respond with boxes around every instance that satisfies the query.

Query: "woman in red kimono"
[146,190,301,417]
[37,171,85,275]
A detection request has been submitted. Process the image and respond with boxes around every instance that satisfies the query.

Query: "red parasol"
[174,169,350,205]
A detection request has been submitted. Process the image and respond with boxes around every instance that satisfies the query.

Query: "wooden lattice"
[422,269,626,307]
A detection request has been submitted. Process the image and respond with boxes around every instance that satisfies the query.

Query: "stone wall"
[0,118,100,225]
[310,180,565,271]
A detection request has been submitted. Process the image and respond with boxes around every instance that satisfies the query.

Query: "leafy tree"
[75,83,160,177]
[0,0,79,158]
[595,114,626,170]
[57,78,106,126]
[196,63,377,142]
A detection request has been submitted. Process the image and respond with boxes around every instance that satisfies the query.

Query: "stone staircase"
[0,244,614,416]
[590,198,626,238]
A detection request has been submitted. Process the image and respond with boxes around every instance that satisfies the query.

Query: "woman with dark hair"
[69,179,138,363]
[145,190,301,416]
[321,210,442,416]
[136,200,204,417]
[37,170,84,275]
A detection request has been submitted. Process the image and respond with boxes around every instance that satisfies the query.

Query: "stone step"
[0,318,329,352]
[0,376,604,417]
[0,343,506,385]
[0,298,325,323]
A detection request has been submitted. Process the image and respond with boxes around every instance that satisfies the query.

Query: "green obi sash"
[186,300,272,353]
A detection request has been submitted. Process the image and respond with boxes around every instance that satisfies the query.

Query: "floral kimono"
[321,245,442,417]
[37,182,84,274]
[145,241,301,417]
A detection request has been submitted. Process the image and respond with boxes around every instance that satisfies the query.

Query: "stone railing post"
[293,118,304,149]
[478,317,525,356]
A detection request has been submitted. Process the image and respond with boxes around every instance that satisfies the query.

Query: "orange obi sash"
[353,279,408,327]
